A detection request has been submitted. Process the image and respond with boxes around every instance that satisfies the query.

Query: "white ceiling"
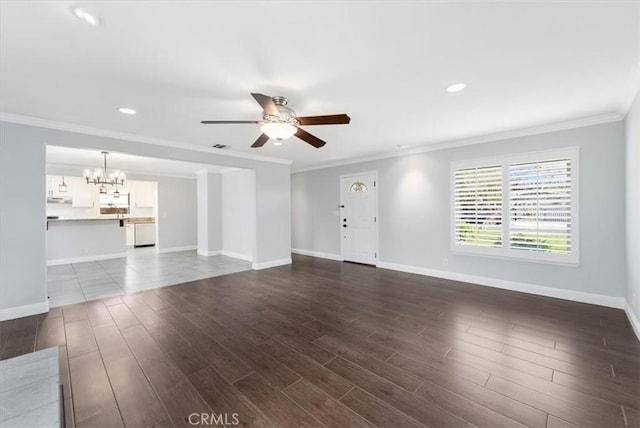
[46,145,233,177]
[2,1,639,171]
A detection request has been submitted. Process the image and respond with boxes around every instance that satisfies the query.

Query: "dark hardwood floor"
[1,255,639,427]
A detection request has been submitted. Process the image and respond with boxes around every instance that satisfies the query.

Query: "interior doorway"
[340,171,378,265]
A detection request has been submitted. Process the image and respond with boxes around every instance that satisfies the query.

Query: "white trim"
[291,248,343,261]
[0,301,50,322]
[292,113,620,174]
[221,250,253,262]
[158,245,197,254]
[252,258,292,270]
[47,252,127,266]
[197,250,221,257]
[0,113,292,166]
[376,261,625,309]
[625,302,640,342]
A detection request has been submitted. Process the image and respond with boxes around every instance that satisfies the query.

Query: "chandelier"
[84,152,125,194]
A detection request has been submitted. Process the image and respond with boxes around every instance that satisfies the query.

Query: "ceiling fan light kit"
[201,93,350,149]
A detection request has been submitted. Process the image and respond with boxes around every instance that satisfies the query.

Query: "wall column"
[196,170,222,256]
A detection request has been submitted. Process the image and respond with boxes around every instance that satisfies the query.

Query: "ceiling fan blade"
[251,93,280,117]
[251,133,270,148]
[296,114,351,126]
[201,120,261,124]
[295,127,326,148]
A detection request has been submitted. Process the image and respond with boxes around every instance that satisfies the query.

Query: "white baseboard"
[252,258,292,270]
[221,250,253,262]
[197,250,221,257]
[47,252,127,266]
[158,245,197,254]
[291,248,343,261]
[376,261,626,309]
[625,302,640,342]
[0,300,50,322]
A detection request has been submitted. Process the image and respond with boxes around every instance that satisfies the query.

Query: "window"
[451,148,578,265]
[349,181,368,192]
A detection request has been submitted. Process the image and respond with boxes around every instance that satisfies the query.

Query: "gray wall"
[255,164,291,265]
[155,176,197,251]
[222,169,255,260]
[626,91,640,322]
[292,121,627,298]
[0,124,47,316]
[197,171,222,254]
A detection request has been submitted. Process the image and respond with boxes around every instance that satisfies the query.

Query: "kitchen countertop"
[46,217,154,223]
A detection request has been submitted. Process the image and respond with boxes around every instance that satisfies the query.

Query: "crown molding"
[292,112,622,174]
[620,60,640,118]
[0,112,292,166]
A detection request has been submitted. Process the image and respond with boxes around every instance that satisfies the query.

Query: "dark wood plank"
[64,319,97,358]
[93,324,168,427]
[388,352,547,428]
[145,360,212,428]
[68,350,122,425]
[188,366,273,428]
[486,375,626,427]
[340,387,425,428]
[36,313,66,350]
[145,322,209,377]
[313,333,423,392]
[233,373,322,428]
[154,306,253,382]
[283,379,371,428]
[221,336,300,390]
[326,357,473,428]
[107,303,140,330]
[258,339,353,399]
[414,379,526,428]
[0,315,39,359]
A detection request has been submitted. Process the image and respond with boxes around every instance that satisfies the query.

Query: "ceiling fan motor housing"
[263,96,299,126]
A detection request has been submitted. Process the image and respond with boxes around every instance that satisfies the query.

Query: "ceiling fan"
[201,93,350,148]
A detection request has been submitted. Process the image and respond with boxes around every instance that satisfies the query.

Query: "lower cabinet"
[125,224,135,247]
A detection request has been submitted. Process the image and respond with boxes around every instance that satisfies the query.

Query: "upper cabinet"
[70,177,95,207]
[129,180,155,207]
[46,175,71,199]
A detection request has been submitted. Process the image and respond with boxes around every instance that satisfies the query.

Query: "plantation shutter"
[508,158,572,254]
[454,165,503,248]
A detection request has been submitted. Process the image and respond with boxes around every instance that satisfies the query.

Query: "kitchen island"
[47,218,126,266]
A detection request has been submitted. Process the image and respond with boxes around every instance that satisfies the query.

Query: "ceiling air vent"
[212,144,230,149]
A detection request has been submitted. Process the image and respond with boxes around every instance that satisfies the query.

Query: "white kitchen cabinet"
[125,224,135,246]
[130,180,155,207]
[46,175,71,198]
[70,177,95,207]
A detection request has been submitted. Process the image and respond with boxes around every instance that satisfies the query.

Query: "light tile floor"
[0,347,60,428]
[47,250,251,307]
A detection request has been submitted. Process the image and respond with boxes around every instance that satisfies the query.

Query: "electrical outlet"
[443,258,449,266]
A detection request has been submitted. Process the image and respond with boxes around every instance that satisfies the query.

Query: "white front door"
[340,172,377,265]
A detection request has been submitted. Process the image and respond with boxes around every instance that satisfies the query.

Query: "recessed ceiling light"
[446,83,466,93]
[396,144,410,149]
[72,8,99,25]
[118,107,136,115]
[273,141,283,146]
